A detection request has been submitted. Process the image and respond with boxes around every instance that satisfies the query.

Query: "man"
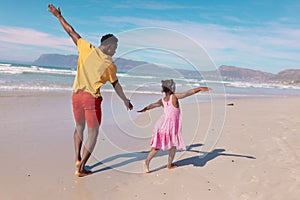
[48,4,133,177]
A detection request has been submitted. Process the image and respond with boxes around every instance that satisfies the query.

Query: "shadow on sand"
[173,143,256,167]
[89,143,256,174]
[89,150,169,174]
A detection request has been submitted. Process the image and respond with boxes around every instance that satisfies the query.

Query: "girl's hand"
[137,107,148,112]
[200,87,212,92]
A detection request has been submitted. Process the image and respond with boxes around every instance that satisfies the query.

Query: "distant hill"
[217,65,300,85]
[32,54,149,71]
[32,54,300,85]
[217,65,274,82]
[114,58,148,72]
[269,69,300,84]
[33,54,78,68]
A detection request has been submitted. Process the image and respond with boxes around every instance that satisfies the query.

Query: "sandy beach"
[0,92,300,200]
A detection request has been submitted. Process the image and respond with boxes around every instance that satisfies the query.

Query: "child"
[138,79,211,173]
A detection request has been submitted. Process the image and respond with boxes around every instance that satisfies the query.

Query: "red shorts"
[72,90,102,128]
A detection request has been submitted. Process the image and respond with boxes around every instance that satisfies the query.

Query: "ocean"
[0,62,299,99]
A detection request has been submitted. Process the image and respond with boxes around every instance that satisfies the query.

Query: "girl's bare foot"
[166,164,177,169]
[143,161,150,173]
[75,169,92,177]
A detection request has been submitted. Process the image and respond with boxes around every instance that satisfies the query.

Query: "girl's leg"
[167,146,177,169]
[144,148,159,173]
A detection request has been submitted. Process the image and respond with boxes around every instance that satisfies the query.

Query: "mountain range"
[33,54,300,85]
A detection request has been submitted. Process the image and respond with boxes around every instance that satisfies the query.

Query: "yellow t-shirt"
[73,38,117,98]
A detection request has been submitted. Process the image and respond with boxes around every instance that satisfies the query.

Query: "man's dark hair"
[101,34,118,45]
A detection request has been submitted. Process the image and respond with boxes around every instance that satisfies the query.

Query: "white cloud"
[0,26,75,51]
[1,15,300,72]
[0,25,77,62]
[102,16,300,72]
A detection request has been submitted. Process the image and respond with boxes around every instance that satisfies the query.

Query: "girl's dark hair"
[162,86,173,94]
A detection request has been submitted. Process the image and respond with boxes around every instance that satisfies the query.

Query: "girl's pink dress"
[151,94,186,150]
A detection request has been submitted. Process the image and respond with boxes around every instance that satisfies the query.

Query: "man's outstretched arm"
[112,80,133,110]
[48,4,81,45]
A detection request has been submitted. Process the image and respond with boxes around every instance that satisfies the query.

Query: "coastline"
[0,92,300,199]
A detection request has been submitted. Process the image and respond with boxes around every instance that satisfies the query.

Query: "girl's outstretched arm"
[175,87,212,99]
[137,99,162,112]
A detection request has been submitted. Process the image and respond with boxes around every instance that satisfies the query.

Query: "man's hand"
[124,99,133,110]
[48,4,61,18]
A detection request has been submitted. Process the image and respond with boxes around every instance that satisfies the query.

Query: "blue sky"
[0,0,300,73]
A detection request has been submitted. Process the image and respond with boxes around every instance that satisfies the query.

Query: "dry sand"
[0,92,299,199]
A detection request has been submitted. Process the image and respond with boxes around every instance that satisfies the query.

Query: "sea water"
[0,62,299,99]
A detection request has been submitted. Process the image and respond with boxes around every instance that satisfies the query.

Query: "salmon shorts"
[72,90,102,128]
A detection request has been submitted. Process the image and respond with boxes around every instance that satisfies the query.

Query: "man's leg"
[74,122,85,167]
[72,91,86,168]
[77,126,99,175]
[77,99,102,176]
[75,93,102,177]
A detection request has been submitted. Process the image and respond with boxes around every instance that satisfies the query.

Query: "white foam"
[0,64,76,75]
[226,81,300,90]
[0,85,72,91]
[117,73,155,79]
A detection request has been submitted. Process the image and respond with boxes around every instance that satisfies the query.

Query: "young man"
[48,4,133,177]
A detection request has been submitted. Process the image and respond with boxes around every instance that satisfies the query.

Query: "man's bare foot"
[143,161,150,173]
[166,164,177,169]
[75,161,81,168]
[75,169,92,177]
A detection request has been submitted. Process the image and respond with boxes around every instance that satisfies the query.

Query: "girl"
[138,79,211,173]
